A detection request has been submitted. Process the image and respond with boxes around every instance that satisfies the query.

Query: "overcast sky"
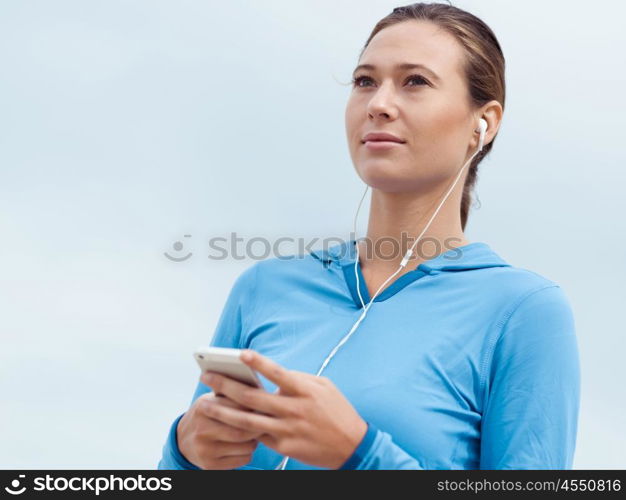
[1,0,624,468]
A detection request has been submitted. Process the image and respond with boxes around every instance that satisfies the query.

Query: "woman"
[158,2,580,470]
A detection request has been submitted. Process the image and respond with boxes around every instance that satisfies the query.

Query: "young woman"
[158,2,580,470]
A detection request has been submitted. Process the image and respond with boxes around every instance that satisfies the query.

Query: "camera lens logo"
[4,475,26,495]
[164,234,193,262]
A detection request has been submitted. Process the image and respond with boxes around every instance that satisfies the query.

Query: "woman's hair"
[358,1,506,231]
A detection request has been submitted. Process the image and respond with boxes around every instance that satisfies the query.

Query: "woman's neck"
[357,187,469,272]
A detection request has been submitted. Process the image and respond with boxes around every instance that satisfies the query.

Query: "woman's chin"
[357,163,451,194]
[360,175,416,193]
[355,166,412,191]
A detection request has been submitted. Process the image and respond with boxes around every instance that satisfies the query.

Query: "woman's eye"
[406,74,429,86]
[351,74,429,88]
[351,75,373,87]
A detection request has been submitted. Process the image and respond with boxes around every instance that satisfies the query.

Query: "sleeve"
[157,263,259,470]
[479,285,581,469]
[337,421,426,470]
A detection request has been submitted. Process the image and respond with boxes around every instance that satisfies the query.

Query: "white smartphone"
[193,346,264,396]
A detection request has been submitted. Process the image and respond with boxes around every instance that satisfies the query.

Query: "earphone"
[477,117,487,152]
[274,118,488,470]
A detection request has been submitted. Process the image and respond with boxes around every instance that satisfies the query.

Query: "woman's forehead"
[361,21,465,81]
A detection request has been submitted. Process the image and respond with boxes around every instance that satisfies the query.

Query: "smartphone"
[193,346,264,397]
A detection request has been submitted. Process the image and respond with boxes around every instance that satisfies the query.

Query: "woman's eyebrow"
[352,63,441,82]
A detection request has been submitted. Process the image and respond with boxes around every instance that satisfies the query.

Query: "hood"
[310,239,511,274]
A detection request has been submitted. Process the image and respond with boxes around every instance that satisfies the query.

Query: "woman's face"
[345,20,478,193]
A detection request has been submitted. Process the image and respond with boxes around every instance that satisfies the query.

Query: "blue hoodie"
[158,239,580,470]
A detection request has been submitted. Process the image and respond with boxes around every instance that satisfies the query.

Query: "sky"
[1,0,624,468]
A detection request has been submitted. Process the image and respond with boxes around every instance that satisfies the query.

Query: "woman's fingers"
[239,350,303,395]
[198,394,265,441]
[202,373,291,417]
[202,397,283,435]
[212,454,257,470]
[214,394,249,410]
[210,438,259,459]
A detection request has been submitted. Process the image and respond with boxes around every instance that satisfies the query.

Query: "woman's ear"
[477,101,503,148]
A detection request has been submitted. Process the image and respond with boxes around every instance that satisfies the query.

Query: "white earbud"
[476,118,488,152]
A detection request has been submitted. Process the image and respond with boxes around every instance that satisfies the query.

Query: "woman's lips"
[362,140,405,151]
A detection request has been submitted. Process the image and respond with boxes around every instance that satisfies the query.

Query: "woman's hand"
[200,349,368,469]
[177,392,264,470]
